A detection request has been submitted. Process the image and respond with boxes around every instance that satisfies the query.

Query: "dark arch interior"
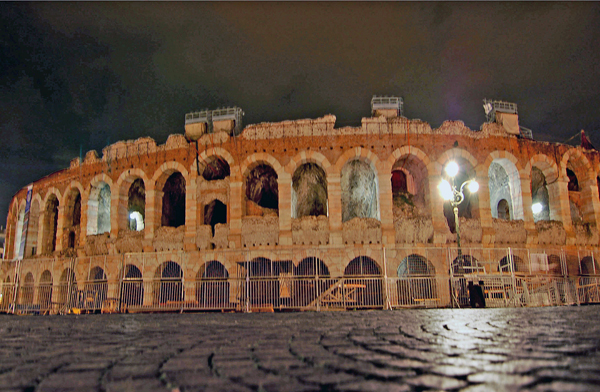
[204,200,227,236]
[161,172,186,227]
[202,156,230,181]
[293,163,328,218]
[567,168,579,192]
[246,164,279,210]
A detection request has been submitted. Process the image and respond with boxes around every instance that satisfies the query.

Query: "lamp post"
[438,161,479,257]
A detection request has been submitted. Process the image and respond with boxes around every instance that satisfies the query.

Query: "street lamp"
[438,161,479,257]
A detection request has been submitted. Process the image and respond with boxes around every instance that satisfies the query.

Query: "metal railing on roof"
[371,95,403,116]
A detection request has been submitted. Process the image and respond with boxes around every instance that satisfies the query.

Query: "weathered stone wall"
[343,218,381,245]
[493,219,527,244]
[291,216,329,245]
[242,216,279,247]
[536,221,567,246]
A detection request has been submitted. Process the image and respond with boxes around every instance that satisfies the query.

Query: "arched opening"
[341,160,379,223]
[566,166,583,224]
[499,255,526,273]
[84,267,107,311]
[20,272,35,306]
[293,257,331,306]
[87,182,111,235]
[1,276,13,310]
[161,172,186,228]
[488,159,523,220]
[204,200,227,236]
[195,260,229,308]
[42,194,59,253]
[391,155,429,218]
[58,268,77,307]
[450,255,480,307]
[13,208,25,259]
[121,264,143,307]
[531,167,550,222]
[38,270,53,310]
[245,164,279,215]
[497,199,510,220]
[292,163,328,218]
[343,256,383,307]
[246,257,280,306]
[128,178,146,231]
[580,256,597,275]
[442,159,478,233]
[154,261,183,304]
[63,189,82,250]
[25,199,40,257]
[397,254,437,305]
[202,156,230,181]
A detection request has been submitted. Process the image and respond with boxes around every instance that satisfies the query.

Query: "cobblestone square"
[1,306,599,391]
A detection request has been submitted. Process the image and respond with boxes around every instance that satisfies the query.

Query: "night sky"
[2,2,600,226]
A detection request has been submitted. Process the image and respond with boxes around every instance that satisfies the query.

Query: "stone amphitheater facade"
[3,108,600,311]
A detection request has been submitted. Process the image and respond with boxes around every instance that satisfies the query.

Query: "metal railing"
[2,247,600,314]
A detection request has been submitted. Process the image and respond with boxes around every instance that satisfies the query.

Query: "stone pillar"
[327,172,343,246]
[548,178,574,243]
[518,172,537,244]
[228,172,243,248]
[55,205,66,252]
[476,176,495,245]
[278,173,292,246]
[184,171,198,251]
[377,172,395,246]
[79,193,89,247]
[110,190,123,239]
[428,174,450,245]
[143,188,156,252]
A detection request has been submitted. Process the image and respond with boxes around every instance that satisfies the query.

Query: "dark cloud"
[2,2,600,226]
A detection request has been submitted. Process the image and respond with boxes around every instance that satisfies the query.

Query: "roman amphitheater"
[2,98,600,314]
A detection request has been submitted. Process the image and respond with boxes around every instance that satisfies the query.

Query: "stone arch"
[397,254,438,305]
[154,261,183,304]
[244,257,280,306]
[388,147,430,218]
[121,264,143,307]
[204,199,227,236]
[85,266,107,310]
[24,194,42,258]
[62,182,84,250]
[439,155,479,233]
[151,162,189,229]
[86,175,113,235]
[116,169,150,233]
[485,152,524,220]
[194,147,236,176]
[287,151,333,176]
[199,155,231,181]
[41,191,60,254]
[562,149,595,225]
[293,257,331,307]
[20,272,35,305]
[340,156,380,223]
[499,255,527,274]
[12,205,25,259]
[580,256,598,275]
[195,260,229,308]
[291,162,328,218]
[57,268,77,306]
[243,160,280,216]
[343,256,383,307]
[38,270,53,309]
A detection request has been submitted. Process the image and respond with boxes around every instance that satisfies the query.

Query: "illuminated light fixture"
[445,161,459,178]
[467,180,479,193]
[532,203,543,214]
[129,212,136,219]
[438,180,454,201]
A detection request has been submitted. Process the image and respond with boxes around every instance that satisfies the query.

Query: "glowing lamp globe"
[438,180,454,201]
[445,161,459,178]
[467,180,479,193]
[532,203,543,214]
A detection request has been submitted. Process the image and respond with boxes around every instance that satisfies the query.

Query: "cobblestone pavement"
[0,306,599,392]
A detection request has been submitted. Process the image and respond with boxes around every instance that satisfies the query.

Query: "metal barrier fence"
[1,246,600,314]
